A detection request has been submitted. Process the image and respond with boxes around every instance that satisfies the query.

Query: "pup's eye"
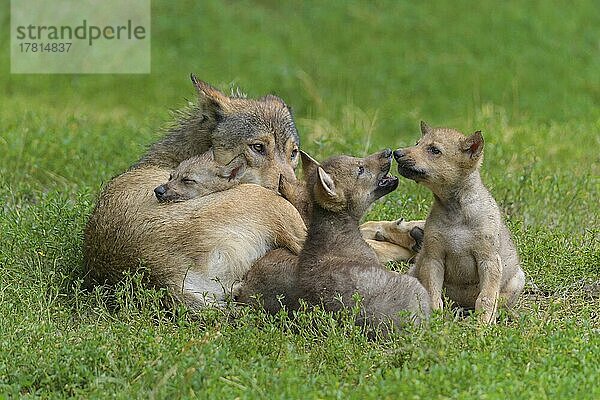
[168,174,173,181]
[358,165,365,176]
[291,148,298,160]
[251,143,265,154]
[182,178,197,184]
[428,145,441,155]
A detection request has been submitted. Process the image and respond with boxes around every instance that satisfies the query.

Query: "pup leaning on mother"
[83,75,422,308]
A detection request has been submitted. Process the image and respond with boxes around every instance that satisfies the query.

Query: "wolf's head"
[303,150,398,220]
[191,76,300,190]
[393,121,484,195]
[154,149,246,203]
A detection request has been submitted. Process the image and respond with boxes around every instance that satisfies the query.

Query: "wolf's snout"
[154,185,167,199]
[393,149,405,160]
[381,148,393,159]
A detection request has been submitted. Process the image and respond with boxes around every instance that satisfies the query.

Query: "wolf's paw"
[410,226,424,253]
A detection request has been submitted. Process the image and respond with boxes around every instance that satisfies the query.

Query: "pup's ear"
[420,121,433,137]
[317,167,337,198]
[300,151,320,181]
[314,167,344,212]
[190,73,232,117]
[462,130,484,159]
[219,154,247,180]
[199,148,215,162]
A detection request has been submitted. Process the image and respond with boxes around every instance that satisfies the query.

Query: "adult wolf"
[84,75,305,307]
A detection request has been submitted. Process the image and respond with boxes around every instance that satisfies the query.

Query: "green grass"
[1,0,599,398]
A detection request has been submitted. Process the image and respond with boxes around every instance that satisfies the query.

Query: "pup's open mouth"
[378,174,399,189]
[375,162,399,195]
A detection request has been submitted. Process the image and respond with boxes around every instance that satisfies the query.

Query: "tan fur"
[360,218,425,263]
[84,77,305,308]
[85,167,305,306]
[394,121,525,323]
[154,149,247,202]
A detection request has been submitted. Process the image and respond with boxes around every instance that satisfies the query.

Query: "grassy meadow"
[0,0,599,398]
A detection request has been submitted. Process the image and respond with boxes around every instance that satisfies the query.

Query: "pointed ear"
[219,155,247,180]
[462,130,484,159]
[300,150,321,180]
[202,148,215,161]
[196,148,216,165]
[317,167,337,198]
[190,73,231,115]
[420,121,433,137]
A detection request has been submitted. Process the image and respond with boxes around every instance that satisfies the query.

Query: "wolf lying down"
[84,76,421,309]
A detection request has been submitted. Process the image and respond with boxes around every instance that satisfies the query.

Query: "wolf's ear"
[190,73,231,116]
[300,151,320,181]
[317,167,337,199]
[420,121,433,137]
[218,154,247,180]
[462,130,484,159]
[278,174,295,201]
[200,148,215,162]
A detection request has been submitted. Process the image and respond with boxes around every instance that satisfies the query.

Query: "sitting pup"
[394,121,525,323]
[154,149,246,202]
[236,150,431,334]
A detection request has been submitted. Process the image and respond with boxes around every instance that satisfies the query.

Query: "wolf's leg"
[361,218,425,262]
[500,267,525,307]
[414,246,445,311]
[475,254,503,324]
[365,239,414,263]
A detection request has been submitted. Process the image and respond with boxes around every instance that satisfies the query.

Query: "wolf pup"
[154,149,246,202]
[237,150,431,333]
[277,152,425,264]
[394,121,525,323]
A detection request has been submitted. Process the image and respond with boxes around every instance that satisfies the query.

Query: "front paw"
[431,296,443,311]
[410,226,424,253]
[475,295,498,324]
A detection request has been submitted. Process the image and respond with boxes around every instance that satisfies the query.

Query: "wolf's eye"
[428,145,441,155]
[251,143,265,155]
[358,165,365,176]
[291,148,298,160]
[182,178,197,184]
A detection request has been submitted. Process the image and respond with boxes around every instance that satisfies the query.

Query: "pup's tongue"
[378,174,398,187]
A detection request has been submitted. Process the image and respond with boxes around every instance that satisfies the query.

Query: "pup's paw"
[410,226,424,253]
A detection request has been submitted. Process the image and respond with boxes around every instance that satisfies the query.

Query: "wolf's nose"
[393,149,405,160]
[381,148,392,159]
[154,185,167,198]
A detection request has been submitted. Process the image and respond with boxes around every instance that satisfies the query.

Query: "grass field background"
[1,0,599,398]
